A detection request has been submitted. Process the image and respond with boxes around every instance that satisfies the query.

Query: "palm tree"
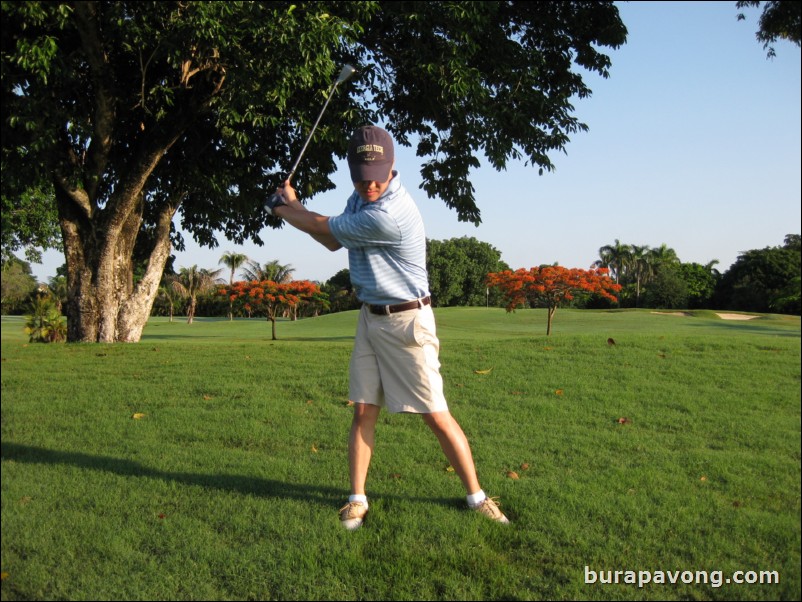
[47,275,68,313]
[156,284,182,322]
[629,244,652,307]
[647,244,680,271]
[241,259,295,283]
[594,239,631,284]
[219,251,249,320]
[704,259,721,277]
[169,265,224,324]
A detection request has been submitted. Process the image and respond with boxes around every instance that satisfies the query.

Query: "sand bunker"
[651,311,760,320]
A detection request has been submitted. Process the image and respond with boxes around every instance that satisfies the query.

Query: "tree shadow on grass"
[686,319,801,337]
[1,442,459,510]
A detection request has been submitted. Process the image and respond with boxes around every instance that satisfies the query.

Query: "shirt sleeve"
[329,205,402,249]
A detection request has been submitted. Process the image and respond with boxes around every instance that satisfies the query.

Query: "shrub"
[24,296,67,343]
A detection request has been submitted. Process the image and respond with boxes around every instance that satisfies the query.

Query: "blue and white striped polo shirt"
[328,172,430,305]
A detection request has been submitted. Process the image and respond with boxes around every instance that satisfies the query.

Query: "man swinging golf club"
[266,124,510,530]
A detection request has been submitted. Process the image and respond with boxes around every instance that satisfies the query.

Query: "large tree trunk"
[58,183,177,343]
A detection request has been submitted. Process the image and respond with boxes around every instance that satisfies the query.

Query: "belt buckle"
[370,303,391,315]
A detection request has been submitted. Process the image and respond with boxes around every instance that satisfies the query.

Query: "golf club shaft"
[285,83,341,184]
[285,65,356,184]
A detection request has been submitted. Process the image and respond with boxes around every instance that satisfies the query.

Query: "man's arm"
[275,201,342,251]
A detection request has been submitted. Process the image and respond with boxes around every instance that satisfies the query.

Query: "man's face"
[353,167,393,203]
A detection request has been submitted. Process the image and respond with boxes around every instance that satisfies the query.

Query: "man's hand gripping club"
[264,180,342,252]
[264,181,294,216]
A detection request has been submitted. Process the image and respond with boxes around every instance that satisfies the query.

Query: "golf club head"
[337,64,357,84]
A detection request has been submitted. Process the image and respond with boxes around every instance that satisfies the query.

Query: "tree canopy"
[736,0,802,57]
[219,279,327,339]
[1,185,61,264]
[713,234,801,314]
[427,237,509,307]
[0,256,39,314]
[487,265,621,335]
[1,1,627,341]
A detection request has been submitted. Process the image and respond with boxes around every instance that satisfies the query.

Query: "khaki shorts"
[349,304,449,414]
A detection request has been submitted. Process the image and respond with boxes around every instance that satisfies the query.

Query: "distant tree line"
[591,234,800,314]
[3,234,799,319]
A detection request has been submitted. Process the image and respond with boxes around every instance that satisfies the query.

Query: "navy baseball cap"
[347,126,394,182]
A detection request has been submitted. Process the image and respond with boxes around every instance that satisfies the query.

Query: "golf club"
[265,65,356,214]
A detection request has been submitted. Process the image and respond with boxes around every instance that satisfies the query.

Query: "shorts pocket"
[411,309,438,349]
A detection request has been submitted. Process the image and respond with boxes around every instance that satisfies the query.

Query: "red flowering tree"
[487,266,621,335]
[219,280,328,340]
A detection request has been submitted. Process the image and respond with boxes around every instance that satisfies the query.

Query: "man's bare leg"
[421,410,482,494]
[422,410,510,523]
[340,402,382,530]
[349,402,381,495]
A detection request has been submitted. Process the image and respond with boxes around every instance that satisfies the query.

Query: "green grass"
[2,309,800,601]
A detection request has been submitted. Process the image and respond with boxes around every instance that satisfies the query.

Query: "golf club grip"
[265,192,284,213]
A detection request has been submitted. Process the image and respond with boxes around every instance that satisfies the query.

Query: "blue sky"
[31,1,801,283]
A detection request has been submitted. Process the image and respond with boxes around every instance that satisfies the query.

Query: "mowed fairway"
[1,308,800,601]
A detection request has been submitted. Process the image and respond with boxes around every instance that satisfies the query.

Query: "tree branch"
[71,1,115,202]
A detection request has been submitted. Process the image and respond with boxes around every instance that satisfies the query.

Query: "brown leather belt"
[368,296,431,315]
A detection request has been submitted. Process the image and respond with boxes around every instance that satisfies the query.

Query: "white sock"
[349,494,368,510]
[466,490,487,508]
